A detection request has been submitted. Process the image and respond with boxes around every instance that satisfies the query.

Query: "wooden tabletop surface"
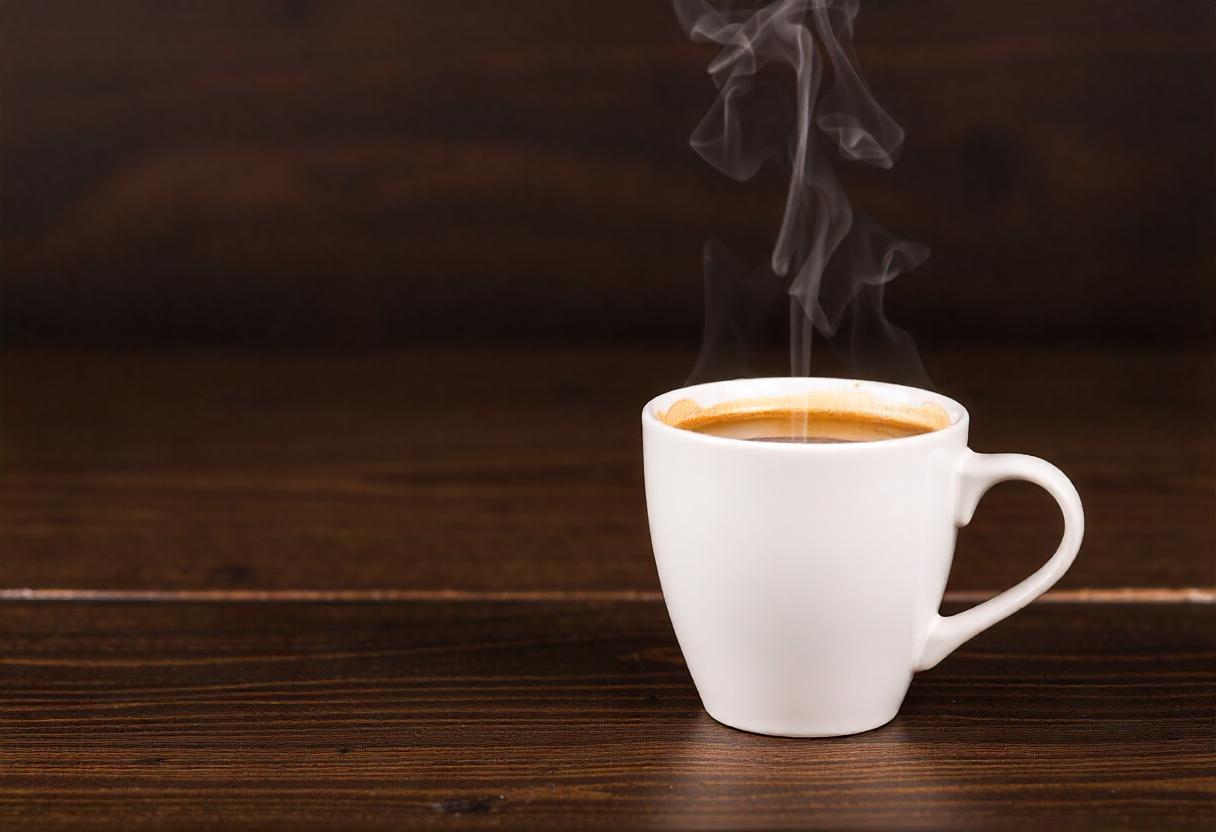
[1,346,1213,829]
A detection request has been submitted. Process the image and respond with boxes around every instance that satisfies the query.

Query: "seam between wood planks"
[0,588,1211,603]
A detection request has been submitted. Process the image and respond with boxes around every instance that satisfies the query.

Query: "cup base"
[703,705,900,738]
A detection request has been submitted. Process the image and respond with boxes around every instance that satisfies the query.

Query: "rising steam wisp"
[675,0,930,383]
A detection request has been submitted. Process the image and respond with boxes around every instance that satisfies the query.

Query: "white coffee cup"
[642,376,1083,737]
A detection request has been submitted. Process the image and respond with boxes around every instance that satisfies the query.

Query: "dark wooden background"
[2,0,1213,347]
[2,0,1211,592]
[1,3,1213,828]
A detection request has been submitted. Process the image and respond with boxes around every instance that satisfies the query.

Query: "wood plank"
[1,346,1212,592]
[0,599,1211,830]
[2,1,1212,346]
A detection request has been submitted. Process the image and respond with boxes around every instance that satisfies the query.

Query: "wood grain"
[1,345,1212,593]
[0,599,1211,830]
[2,0,1212,346]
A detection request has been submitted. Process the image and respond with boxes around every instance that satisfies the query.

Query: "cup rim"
[641,376,969,452]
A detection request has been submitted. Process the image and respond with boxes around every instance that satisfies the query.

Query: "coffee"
[688,415,927,443]
[658,390,950,444]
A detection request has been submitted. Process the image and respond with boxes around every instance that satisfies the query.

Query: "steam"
[676,0,930,383]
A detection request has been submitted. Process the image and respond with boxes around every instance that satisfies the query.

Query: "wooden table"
[1,346,1213,829]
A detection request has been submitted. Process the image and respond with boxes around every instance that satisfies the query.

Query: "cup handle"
[914,449,1085,672]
